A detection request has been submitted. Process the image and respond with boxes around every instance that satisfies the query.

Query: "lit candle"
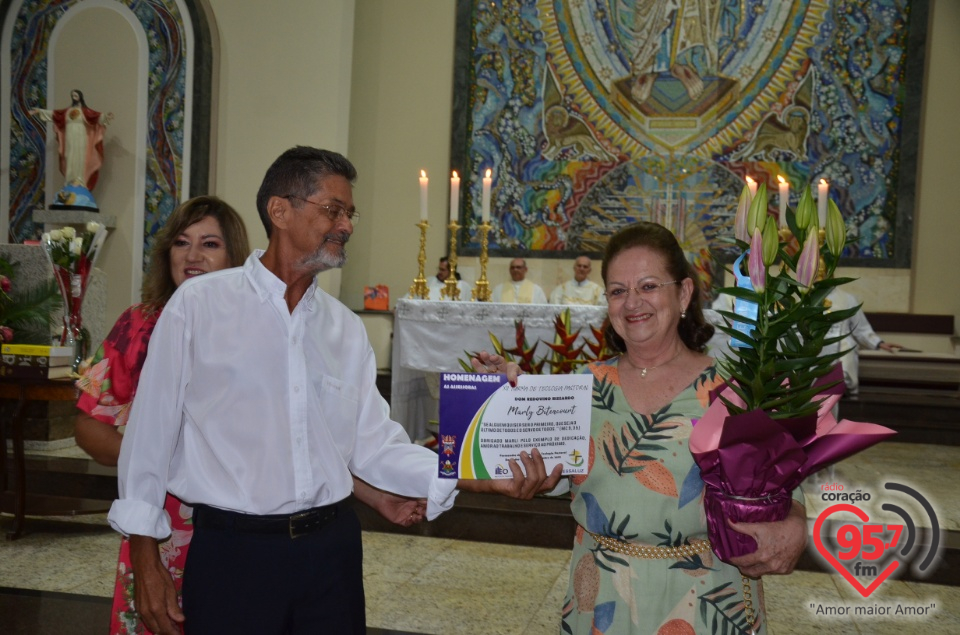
[817,179,829,227]
[481,169,492,223]
[746,176,758,197]
[449,171,460,222]
[419,170,429,221]
[778,175,789,229]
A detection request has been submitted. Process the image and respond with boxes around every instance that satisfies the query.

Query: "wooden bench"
[841,312,960,444]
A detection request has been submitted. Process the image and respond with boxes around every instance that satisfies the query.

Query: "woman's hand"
[727,501,807,577]
[470,351,521,386]
[458,448,563,500]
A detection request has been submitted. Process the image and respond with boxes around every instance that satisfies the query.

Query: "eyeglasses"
[284,195,359,225]
[604,280,680,301]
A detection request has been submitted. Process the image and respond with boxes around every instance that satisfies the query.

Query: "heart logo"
[813,503,900,597]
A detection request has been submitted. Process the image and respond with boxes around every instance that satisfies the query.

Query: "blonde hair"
[141,196,250,312]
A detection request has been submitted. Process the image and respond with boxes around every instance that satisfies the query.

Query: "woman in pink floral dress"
[76,196,250,634]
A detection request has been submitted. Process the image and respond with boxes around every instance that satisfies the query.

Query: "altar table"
[390,299,608,441]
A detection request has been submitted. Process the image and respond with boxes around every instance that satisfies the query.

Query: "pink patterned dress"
[76,305,192,635]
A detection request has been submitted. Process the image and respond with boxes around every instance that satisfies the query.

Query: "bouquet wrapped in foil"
[694,181,895,562]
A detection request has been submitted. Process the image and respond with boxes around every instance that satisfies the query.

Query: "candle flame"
[778,175,787,185]
[820,178,827,186]
[452,170,458,179]
[485,169,492,178]
[745,176,756,185]
[421,170,427,178]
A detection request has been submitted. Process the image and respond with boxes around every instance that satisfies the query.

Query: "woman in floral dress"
[475,222,807,634]
[76,196,250,634]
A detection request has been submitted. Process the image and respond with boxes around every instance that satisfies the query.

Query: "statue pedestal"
[32,209,117,233]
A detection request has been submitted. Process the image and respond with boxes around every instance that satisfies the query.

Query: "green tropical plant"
[460,308,616,373]
[0,256,63,344]
[713,182,856,419]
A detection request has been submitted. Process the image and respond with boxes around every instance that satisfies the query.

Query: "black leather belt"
[193,503,341,539]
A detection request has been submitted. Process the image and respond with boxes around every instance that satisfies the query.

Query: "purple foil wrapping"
[690,365,897,563]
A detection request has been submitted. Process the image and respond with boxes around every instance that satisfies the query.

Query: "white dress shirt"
[109,251,457,540]
[820,288,882,394]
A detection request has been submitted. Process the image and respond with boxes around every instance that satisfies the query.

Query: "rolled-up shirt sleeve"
[107,298,190,539]
[347,343,459,520]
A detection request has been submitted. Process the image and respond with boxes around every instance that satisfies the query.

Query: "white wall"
[206,0,356,297]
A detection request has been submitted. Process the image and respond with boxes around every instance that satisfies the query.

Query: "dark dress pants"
[181,504,365,634]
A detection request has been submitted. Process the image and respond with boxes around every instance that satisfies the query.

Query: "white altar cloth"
[390,299,608,440]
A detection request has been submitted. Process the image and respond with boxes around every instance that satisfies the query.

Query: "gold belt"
[587,532,711,559]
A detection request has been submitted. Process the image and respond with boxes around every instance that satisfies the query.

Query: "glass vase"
[52,266,88,372]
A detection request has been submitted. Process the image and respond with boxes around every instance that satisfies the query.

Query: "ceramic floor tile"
[363,531,446,584]
[522,566,569,635]
[763,570,862,634]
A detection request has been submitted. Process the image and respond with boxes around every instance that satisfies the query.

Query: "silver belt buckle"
[288,510,312,539]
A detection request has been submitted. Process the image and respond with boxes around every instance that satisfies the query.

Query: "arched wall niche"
[0,0,216,312]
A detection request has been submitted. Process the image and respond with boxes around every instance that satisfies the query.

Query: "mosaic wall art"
[451,0,925,270]
[3,0,195,264]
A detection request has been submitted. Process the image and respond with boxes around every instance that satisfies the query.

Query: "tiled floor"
[2,441,958,634]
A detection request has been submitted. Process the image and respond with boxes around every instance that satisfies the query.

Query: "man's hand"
[129,535,184,634]
[727,501,808,578]
[458,448,563,500]
[353,477,426,526]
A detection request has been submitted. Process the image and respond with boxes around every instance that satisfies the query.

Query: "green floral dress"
[562,359,766,635]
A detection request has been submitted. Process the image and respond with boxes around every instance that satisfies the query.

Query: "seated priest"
[549,256,606,306]
[491,257,547,304]
[423,256,468,301]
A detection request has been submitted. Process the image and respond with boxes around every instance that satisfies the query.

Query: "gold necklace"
[629,348,684,378]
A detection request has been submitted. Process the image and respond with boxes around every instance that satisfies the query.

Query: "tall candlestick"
[746,176,758,198]
[817,179,829,227]
[449,171,460,222]
[419,170,429,221]
[481,169,492,223]
[664,183,673,232]
[778,176,789,229]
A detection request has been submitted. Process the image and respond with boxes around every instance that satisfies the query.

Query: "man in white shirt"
[491,257,547,304]
[111,147,560,634]
[549,256,606,306]
[708,289,900,395]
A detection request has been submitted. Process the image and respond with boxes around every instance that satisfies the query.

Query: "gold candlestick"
[408,220,430,299]
[817,227,827,284]
[471,221,492,302]
[440,221,461,301]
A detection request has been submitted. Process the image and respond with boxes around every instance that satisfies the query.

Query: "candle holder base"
[408,220,430,300]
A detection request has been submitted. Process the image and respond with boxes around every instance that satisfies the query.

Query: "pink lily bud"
[0,326,13,342]
[826,199,845,257]
[749,228,766,293]
[746,182,768,236]
[734,184,752,242]
[761,216,779,266]
[796,225,820,289]
[0,275,10,293]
